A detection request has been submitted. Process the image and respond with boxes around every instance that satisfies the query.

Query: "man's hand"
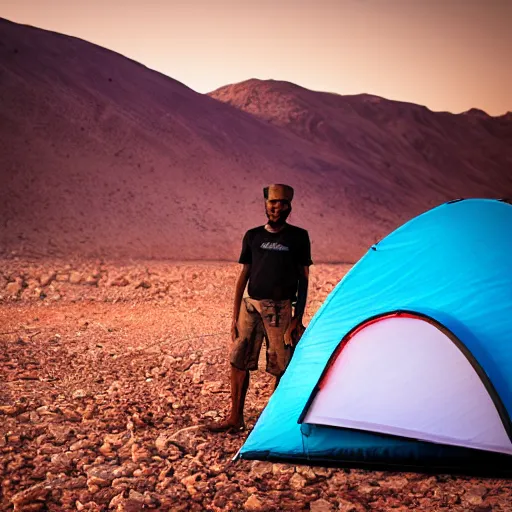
[284,317,306,347]
[231,319,239,343]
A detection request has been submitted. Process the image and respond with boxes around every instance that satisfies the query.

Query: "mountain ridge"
[1,18,511,263]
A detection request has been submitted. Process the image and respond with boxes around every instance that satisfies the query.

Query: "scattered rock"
[48,424,73,445]
[380,476,409,490]
[154,433,184,460]
[0,405,21,416]
[99,442,115,457]
[337,499,362,512]
[312,466,333,478]
[60,407,82,422]
[85,275,100,286]
[5,278,23,297]
[250,461,273,479]
[201,380,225,394]
[108,493,125,509]
[131,442,152,463]
[39,271,56,287]
[55,272,70,282]
[290,472,307,490]
[69,271,82,284]
[244,494,264,511]
[189,362,207,384]
[19,371,40,380]
[85,465,129,493]
[50,451,76,472]
[110,276,129,287]
[309,498,333,512]
[463,484,487,506]
[11,483,50,510]
[272,463,295,476]
[181,473,206,496]
[297,465,317,481]
[70,439,94,451]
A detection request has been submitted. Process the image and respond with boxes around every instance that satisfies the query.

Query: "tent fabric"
[237,198,512,472]
[303,314,512,455]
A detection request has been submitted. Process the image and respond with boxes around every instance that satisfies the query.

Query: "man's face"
[265,199,291,225]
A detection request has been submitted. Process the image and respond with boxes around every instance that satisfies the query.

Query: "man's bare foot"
[205,419,245,433]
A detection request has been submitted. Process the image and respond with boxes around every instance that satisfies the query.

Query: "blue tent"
[237,199,512,473]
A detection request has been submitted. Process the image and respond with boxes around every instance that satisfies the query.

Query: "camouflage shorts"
[230,297,293,376]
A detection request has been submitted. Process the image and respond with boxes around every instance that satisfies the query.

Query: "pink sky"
[2,0,511,115]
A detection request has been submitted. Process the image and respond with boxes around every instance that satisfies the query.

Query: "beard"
[265,205,292,228]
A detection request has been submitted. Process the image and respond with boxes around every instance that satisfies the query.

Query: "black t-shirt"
[239,224,312,301]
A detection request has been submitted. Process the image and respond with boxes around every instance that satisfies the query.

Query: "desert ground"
[1,259,511,512]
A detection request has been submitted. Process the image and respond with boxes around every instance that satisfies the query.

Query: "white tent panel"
[304,316,512,455]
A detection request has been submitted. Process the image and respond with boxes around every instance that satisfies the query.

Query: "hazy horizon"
[1,0,511,116]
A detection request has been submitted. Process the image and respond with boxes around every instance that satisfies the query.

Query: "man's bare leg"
[207,366,247,431]
[238,369,250,420]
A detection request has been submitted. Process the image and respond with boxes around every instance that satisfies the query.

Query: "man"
[208,184,312,433]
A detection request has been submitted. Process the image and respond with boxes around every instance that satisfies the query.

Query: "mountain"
[209,79,512,199]
[1,18,511,263]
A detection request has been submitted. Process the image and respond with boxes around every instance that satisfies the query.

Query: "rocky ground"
[1,259,511,511]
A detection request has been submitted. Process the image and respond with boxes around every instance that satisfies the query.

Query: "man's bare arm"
[231,264,251,341]
[284,266,310,346]
[294,265,310,321]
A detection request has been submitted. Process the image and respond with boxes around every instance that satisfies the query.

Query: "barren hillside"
[209,79,512,201]
[1,18,511,263]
